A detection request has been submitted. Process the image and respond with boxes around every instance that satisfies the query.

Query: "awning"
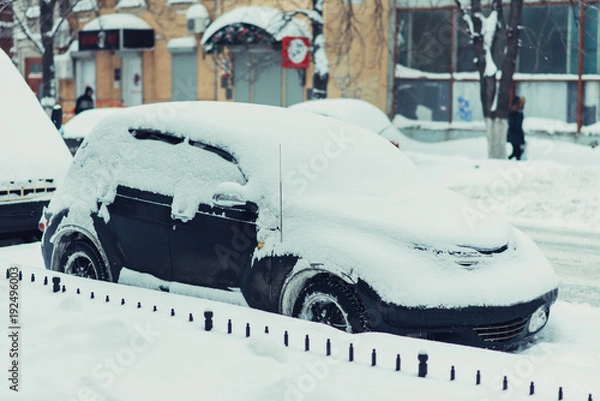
[201,6,310,53]
[79,14,154,51]
[167,36,197,53]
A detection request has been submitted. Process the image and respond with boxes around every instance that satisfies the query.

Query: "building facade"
[394,0,600,131]
[0,4,13,57]
[41,0,394,119]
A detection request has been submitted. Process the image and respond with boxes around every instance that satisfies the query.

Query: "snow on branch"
[454,0,477,38]
[477,10,498,77]
[12,12,43,53]
[281,9,323,25]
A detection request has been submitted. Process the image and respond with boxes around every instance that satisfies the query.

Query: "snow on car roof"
[289,98,393,136]
[62,108,124,139]
[0,49,72,182]
[51,101,557,308]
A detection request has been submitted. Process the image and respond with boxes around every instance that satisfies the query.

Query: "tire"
[59,240,110,281]
[292,276,371,333]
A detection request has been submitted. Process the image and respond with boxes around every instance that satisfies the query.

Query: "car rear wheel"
[293,277,371,333]
[59,240,109,281]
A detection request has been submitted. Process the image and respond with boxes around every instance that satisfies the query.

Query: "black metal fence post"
[418,352,428,378]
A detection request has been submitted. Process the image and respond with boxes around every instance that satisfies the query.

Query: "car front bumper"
[356,280,558,350]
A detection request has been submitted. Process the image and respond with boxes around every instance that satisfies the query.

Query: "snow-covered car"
[288,98,412,148]
[62,108,124,155]
[0,49,72,241]
[40,101,558,349]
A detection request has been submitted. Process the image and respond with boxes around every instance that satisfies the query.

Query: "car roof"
[288,98,393,136]
[63,108,124,139]
[82,101,419,195]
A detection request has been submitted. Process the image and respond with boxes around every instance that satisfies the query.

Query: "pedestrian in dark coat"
[508,96,526,160]
[74,86,95,115]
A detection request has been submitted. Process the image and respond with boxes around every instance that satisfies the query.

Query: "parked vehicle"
[288,98,412,148]
[61,108,124,155]
[0,49,72,241]
[40,101,558,349]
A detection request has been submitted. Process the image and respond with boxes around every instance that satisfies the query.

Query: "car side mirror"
[212,182,257,213]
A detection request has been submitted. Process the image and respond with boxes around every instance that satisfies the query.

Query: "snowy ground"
[1,134,600,400]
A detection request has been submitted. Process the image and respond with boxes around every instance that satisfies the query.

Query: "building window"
[395,79,450,122]
[572,3,600,75]
[397,10,452,73]
[518,4,569,74]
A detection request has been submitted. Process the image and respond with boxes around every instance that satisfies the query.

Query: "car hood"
[284,189,513,253]
[255,182,557,309]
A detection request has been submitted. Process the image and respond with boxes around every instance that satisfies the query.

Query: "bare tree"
[9,0,84,106]
[455,0,523,159]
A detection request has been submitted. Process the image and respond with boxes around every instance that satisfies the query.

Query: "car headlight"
[528,305,549,333]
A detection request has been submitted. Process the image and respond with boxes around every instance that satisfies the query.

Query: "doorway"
[121,54,143,106]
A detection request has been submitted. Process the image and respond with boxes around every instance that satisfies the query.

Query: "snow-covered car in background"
[288,98,412,148]
[62,108,124,155]
[40,101,558,349]
[0,49,72,241]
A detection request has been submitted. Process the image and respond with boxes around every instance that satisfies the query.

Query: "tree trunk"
[457,0,523,159]
[39,0,57,105]
[485,118,507,159]
[310,0,328,99]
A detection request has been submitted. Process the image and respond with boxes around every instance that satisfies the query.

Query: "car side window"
[124,129,246,222]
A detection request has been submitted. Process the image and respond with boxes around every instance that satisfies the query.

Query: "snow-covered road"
[514,221,600,307]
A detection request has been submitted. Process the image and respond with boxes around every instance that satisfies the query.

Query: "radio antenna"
[279,144,283,242]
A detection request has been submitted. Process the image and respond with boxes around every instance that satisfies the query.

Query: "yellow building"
[57,0,394,119]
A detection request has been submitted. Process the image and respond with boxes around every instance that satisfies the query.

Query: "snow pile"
[47,101,557,308]
[0,49,72,183]
[0,259,596,401]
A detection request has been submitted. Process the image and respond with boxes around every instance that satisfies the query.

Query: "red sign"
[282,37,310,69]
[79,30,120,51]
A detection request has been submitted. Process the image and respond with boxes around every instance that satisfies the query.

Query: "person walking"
[508,96,526,160]
[74,86,95,115]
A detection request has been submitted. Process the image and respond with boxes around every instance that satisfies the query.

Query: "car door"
[169,143,258,289]
[104,185,173,281]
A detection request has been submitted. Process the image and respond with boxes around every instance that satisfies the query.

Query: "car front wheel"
[293,277,371,333]
[59,240,109,281]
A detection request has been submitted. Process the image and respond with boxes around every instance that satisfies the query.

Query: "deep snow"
[1,130,600,400]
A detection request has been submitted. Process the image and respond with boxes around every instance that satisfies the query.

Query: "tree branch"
[12,10,43,53]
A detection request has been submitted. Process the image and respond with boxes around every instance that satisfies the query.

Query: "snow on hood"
[49,101,556,308]
[0,49,72,183]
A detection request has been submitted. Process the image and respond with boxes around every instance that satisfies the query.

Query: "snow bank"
[0,262,595,401]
